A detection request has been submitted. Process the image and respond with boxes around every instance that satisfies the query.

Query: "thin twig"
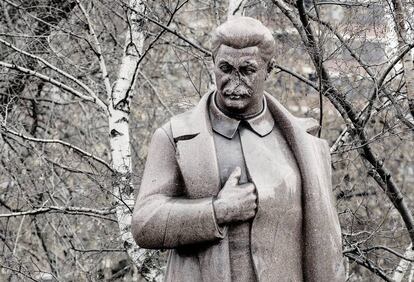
[273,63,319,90]
[139,71,173,116]
[345,253,394,282]
[0,38,108,113]
[75,0,112,97]
[0,61,97,104]
[1,125,112,171]
[120,1,211,56]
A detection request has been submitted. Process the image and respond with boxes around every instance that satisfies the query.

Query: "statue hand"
[213,167,257,225]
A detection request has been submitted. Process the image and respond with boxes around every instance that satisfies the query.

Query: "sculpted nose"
[228,71,241,89]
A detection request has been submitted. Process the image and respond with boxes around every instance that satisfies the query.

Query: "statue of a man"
[132,16,345,282]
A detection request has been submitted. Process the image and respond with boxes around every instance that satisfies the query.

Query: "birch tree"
[389,0,414,120]
[0,0,184,280]
[108,0,145,265]
[1,0,414,280]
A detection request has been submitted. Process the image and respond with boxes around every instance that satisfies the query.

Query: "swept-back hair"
[211,16,275,64]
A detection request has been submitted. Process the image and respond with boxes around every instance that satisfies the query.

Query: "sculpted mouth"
[223,91,252,100]
[227,94,244,100]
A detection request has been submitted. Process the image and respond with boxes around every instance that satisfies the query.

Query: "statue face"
[214,45,268,117]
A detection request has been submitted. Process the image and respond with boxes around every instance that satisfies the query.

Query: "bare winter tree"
[1,0,414,281]
[268,0,414,280]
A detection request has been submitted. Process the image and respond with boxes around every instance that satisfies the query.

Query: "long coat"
[132,91,345,282]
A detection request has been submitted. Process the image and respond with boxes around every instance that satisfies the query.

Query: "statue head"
[211,16,275,118]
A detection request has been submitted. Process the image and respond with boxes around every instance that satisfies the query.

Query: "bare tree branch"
[1,125,112,171]
[0,61,101,105]
[345,252,394,282]
[273,63,319,90]
[378,43,414,90]
[228,0,246,17]
[120,1,212,57]
[0,206,115,218]
[139,71,173,116]
[75,0,112,97]
[0,38,108,113]
[272,0,414,254]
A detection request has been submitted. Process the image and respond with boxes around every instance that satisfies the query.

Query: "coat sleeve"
[132,125,225,249]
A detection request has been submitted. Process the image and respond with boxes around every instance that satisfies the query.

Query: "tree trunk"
[109,0,161,281]
[390,0,414,119]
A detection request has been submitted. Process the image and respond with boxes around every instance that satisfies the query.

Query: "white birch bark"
[393,243,414,282]
[384,3,401,67]
[409,263,414,282]
[397,2,414,118]
[109,0,161,280]
[384,0,414,118]
[109,1,248,280]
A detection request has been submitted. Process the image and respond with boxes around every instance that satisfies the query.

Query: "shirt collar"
[209,93,275,139]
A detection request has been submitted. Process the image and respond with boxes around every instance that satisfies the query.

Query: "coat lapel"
[265,93,344,281]
[170,91,221,198]
[170,92,231,282]
[170,91,344,282]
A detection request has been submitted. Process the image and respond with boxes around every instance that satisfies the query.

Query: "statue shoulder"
[295,117,320,136]
[156,105,199,145]
[264,92,320,136]
[169,92,212,141]
[157,109,196,139]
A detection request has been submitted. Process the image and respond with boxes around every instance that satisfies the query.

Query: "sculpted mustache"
[223,87,253,97]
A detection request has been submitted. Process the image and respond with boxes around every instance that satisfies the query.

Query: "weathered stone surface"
[132,16,345,282]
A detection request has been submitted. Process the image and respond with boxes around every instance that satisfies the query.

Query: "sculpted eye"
[219,63,232,74]
[240,66,257,75]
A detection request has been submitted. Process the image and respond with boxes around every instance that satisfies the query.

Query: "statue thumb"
[226,166,241,186]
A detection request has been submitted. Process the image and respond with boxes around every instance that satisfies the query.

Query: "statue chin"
[224,98,248,110]
[215,93,249,113]
[219,99,250,117]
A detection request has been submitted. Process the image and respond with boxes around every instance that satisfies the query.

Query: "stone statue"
[132,16,345,282]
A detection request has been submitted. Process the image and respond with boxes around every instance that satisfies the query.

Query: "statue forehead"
[215,45,263,65]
